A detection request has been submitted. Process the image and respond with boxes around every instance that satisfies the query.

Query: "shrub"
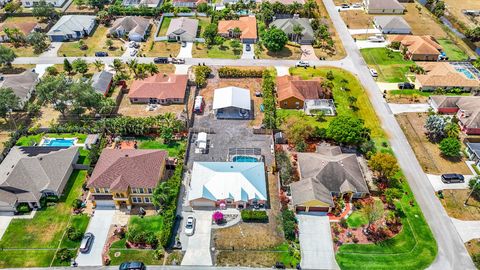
[218,67,263,78]
[16,203,31,214]
[66,226,83,241]
[439,137,461,158]
[45,195,59,203]
[71,199,83,210]
[282,209,297,241]
[194,65,212,88]
[212,211,224,224]
[295,140,307,152]
[56,248,73,262]
[153,248,164,260]
[339,218,348,228]
[241,210,268,222]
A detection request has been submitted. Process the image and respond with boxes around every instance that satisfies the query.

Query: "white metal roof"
[188,162,267,203]
[212,86,251,111]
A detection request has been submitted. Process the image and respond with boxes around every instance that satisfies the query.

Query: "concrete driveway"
[388,103,430,114]
[426,174,472,191]
[40,42,62,57]
[75,207,115,266]
[377,82,401,91]
[297,214,339,270]
[34,64,53,78]
[300,45,319,60]
[177,42,193,59]
[122,44,138,58]
[348,28,381,35]
[241,44,254,59]
[451,218,480,242]
[275,66,290,76]
[355,40,389,49]
[181,210,213,266]
[0,213,13,240]
[175,64,191,75]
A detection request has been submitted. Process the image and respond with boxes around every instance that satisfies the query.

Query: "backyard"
[57,26,124,57]
[437,39,469,61]
[440,189,480,220]
[361,48,415,83]
[138,137,186,158]
[0,170,90,267]
[192,40,242,59]
[396,112,471,175]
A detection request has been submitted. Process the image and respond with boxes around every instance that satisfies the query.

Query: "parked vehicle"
[398,82,415,89]
[130,49,138,57]
[367,34,385,42]
[154,57,169,64]
[441,174,465,184]
[352,3,362,8]
[185,215,196,236]
[246,44,251,51]
[295,61,310,67]
[182,41,187,47]
[369,68,378,77]
[119,261,146,270]
[171,58,185,64]
[129,41,139,48]
[79,232,94,253]
[341,3,349,8]
[194,96,205,114]
[95,52,108,57]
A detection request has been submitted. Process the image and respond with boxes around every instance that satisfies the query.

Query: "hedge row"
[241,210,268,222]
[218,67,263,78]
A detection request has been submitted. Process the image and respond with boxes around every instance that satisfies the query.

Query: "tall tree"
[35,74,72,117]
[72,58,88,75]
[93,60,104,71]
[110,59,125,74]
[63,59,73,74]
[262,27,288,52]
[439,137,461,158]
[202,23,218,46]
[368,152,400,180]
[424,114,447,142]
[0,87,20,121]
[326,115,370,145]
[32,0,57,20]
[27,32,49,54]
[303,0,318,18]
[292,24,304,43]
[0,45,16,67]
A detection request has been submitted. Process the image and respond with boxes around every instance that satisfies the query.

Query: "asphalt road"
[322,0,476,269]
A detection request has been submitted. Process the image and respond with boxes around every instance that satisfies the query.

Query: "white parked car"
[130,49,138,57]
[185,215,196,236]
[128,41,137,48]
[369,68,378,77]
[352,3,362,8]
[295,60,310,67]
[367,34,385,42]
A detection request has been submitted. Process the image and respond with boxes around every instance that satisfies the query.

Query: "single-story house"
[363,0,405,14]
[0,70,39,108]
[416,62,480,92]
[188,162,267,209]
[87,149,168,209]
[47,15,96,42]
[212,86,251,119]
[128,73,188,104]
[172,0,205,7]
[466,141,480,167]
[303,99,336,116]
[122,0,161,7]
[218,16,257,44]
[256,0,305,4]
[91,70,114,96]
[166,17,199,42]
[270,16,314,45]
[0,21,38,42]
[373,16,411,34]
[109,16,151,42]
[21,0,67,7]
[276,75,332,109]
[290,145,369,212]
[389,35,443,61]
[0,146,80,213]
[429,96,480,135]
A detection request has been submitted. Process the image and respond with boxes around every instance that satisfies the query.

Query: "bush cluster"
[16,203,31,214]
[66,226,83,241]
[282,209,297,241]
[126,227,158,246]
[241,210,268,222]
[218,67,263,78]
[262,70,277,129]
[194,66,212,88]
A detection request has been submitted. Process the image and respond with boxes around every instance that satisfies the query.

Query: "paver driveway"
[297,214,339,270]
[75,207,115,266]
[181,211,213,266]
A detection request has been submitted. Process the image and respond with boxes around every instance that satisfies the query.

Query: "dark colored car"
[398,82,415,89]
[119,261,146,270]
[95,52,108,57]
[79,232,94,253]
[153,57,169,64]
[441,174,465,184]
[246,44,251,51]
[341,3,349,8]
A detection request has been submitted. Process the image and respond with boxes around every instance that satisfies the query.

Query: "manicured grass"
[257,44,302,60]
[143,41,180,57]
[0,250,57,268]
[360,48,415,83]
[336,182,437,270]
[0,170,87,249]
[138,138,186,158]
[16,133,88,146]
[275,242,301,268]
[289,67,385,139]
[129,215,164,234]
[57,26,124,57]
[192,40,242,59]
[389,89,471,97]
[437,39,469,61]
[346,210,368,228]
[110,238,127,248]
[60,214,90,248]
[158,16,172,36]
[108,249,162,265]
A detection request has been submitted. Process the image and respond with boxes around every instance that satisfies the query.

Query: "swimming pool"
[41,138,76,147]
[232,156,259,162]
[456,68,475,80]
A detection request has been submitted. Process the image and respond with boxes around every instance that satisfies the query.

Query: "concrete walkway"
[175,64,191,75]
[0,214,13,240]
[388,103,430,114]
[300,45,319,60]
[177,42,193,59]
[451,218,480,242]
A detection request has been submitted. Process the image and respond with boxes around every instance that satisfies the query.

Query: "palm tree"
[232,27,242,38]
[292,24,304,43]
[304,0,318,18]
[152,182,171,211]
[134,64,147,79]
[110,59,124,74]
[146,63,159,76]
[126,59,138,77]
[105,39,114,50]
[93,60,104,71]
[289,1,302,15]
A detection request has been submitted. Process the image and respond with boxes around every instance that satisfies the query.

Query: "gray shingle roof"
[166,17,199,38]
[47,15,96,36]
[0,70,38,102]
[365,0,405,10]
[91,70,113,95]
[0,146,80,206]
[374,16,411,30]
[270,18,314,40]
[110,16,150,37]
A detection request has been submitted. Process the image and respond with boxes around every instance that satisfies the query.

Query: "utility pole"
[464,178,480,206]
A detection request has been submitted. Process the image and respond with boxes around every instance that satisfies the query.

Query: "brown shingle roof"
[218,16,257,40]
[389,35,442,56]
[128,73,188,100]
[87,149,167,191]
[276,75,331,102]
[416,62,480,88]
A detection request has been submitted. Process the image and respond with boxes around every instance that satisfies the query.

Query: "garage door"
[296,206,306,212]
[95,200,115,208]
[308,207,329,212]
[192,199,215,208]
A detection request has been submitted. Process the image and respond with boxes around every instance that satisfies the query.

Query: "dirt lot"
[396,112,471,175]
[444,0,480,28]
[340,10,373,29]
[441,189,480,220]
[386,93,428,104]
[404,3,448,38]
[316,0,347,60]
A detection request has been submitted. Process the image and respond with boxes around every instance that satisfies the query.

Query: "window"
[139,188,144,194]
[132,188,137,194]
[104,188,109,193]
[144,197,152,203]
[132,197,143,203]
[94,188,101,193]
[147,188,153,194]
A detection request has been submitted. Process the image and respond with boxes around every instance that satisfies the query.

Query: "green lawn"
[360,48,415,83]
[59,214,90,248]
[389,89,472,97]
[336,182,437,270]
[289,67,385,139]
[158,16,210,37]
[16,133,88,146]
[129,215,164,234]
[275,242,301,268]
[192,40,242,59]
[138,138,186,158]
[108,249,163,265]
[57,26,124,57]
[0,250,57,268]
[437,39,468,61]
[346,210,368,228]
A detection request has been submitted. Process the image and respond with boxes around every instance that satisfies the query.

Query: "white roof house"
[213,86,251,111]
[188,162,267,208]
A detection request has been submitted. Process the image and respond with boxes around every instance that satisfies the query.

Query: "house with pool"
[187,161,267,209]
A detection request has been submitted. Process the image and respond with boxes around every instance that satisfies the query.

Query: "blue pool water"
[42,138,75,147]
[456,68,475,80]
[233,156,258,162]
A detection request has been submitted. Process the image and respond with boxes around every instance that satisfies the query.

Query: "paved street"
[297,214,338,270]
[0,213,13,240]
[322,0,476,268]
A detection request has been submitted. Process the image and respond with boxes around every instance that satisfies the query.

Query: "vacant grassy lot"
[257,44,302,60]
[396,112,471,175]
[361,48,415,83]
[143,41,180,57]
[340,10,373,29]
[441,189,480,220]
[57,26,124,57]
[315,0,347,60]
[217,243,300,268]
[437,39,469,61]
[4,43,38,57]
[192,40,242,59]
[336,182,437,270]
[403,3,447,39]
[138,138,186,157]
[386,89,471,103]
